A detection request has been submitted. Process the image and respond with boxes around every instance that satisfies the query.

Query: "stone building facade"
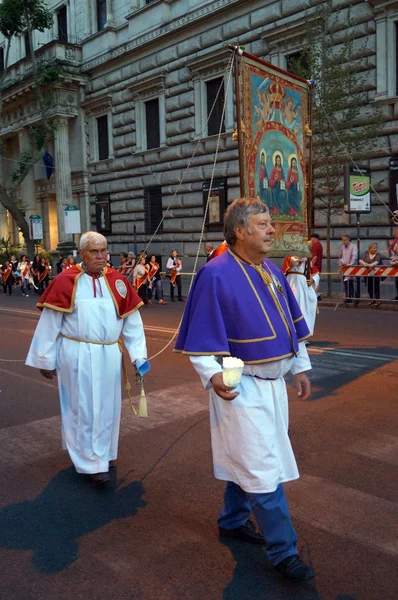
[0,0,397,269]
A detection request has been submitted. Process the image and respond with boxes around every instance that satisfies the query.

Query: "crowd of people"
[1,254,51,297]
[115,248,184,306]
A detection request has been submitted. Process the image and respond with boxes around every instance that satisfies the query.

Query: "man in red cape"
[26,232,148,486]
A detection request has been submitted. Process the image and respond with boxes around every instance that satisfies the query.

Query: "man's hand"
[293,372,311,401]
[210,372,239,402]
[40,369,57,380]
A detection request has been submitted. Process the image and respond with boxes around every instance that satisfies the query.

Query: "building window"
[57,6,68,43]
[97,115,109,160]
[144,186,163,234]
[206,78,225,137]
[97,0,107,32]
[145,98,160,150]
[24,32,31,58]
[0,47,4,76]
[286,50,310,79]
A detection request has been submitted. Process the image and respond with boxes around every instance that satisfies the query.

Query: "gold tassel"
[138,385,148,418]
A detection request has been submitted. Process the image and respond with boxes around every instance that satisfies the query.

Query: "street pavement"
[0,293,397,600]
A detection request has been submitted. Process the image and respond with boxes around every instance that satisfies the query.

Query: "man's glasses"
[86,249,108,256]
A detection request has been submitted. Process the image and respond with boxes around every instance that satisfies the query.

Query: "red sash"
[37,264,143,317]
[170,260,181,285]
[39,266,49,282]
[22,264,31,278]
[136,267,148,290]
[148,262,159,280]
[2,267,12,283]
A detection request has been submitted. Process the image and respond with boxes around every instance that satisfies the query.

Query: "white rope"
[318,100,396,220]
[147,52,236,362]
[143,53,235,255]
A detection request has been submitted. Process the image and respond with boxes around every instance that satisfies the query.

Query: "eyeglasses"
[86,249,108,256]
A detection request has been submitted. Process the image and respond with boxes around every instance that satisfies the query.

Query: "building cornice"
[81,0,244,73]
[81,93,113,114]
[129,73,166,99]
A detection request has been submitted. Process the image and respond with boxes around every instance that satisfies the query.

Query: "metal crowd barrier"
[335,265,398,309]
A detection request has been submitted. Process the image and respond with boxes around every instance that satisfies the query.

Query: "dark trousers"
[170,275,182,300]
[3,282,12,295]
[344,278,360,300]
[137,283,148,305]
[366,277,380,300]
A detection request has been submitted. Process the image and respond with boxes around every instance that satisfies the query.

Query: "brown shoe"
[89,472,111,487]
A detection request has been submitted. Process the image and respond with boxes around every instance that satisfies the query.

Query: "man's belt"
[59,334,140,415]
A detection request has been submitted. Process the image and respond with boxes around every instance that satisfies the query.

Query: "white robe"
[26,273,147,474]
[286,259,318,336]
[190,343,311,494]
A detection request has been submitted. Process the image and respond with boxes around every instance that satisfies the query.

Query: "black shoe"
[219,519,265,545]
[171,297,175,302]
[178,297,184,302]
[275,555,316,582]
[89,472,111,488]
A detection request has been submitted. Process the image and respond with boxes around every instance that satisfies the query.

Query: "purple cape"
[175,250,310,364]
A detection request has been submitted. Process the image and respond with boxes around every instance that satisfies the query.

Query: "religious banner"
[237,51,311,257]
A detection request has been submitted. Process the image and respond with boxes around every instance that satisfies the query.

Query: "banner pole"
[231,46,246,198]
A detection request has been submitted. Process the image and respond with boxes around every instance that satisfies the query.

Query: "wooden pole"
[231,46,246,198]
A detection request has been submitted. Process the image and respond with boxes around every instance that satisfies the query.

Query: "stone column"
[0,143,9,240]
[53,117,74,248]
[18,129,37,221]
[41,196,51,250]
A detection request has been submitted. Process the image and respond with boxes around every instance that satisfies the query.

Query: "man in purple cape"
[175,198,316,583]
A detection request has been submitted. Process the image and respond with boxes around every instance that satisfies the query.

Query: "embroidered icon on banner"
[115,279,127,298]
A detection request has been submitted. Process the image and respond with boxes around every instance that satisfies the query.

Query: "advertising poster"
[238,52,311,257]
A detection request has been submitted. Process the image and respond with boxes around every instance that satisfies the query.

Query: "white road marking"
[349,433,398,467]
[0,382,208,468]
[286,474,398,557]
[308,348,398,361]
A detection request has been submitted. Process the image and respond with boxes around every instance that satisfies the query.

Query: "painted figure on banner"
[282,96,300,137]
[258,151,269,204]
[269,153,288,215]
[286,156,302,216]
[254,87,272,129]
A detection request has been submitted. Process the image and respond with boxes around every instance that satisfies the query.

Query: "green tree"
[288,1,385,295]
[0,0,54,258]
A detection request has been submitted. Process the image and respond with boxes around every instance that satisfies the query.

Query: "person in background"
[167,249,183,302]
[338,235,358,304]
[18,255,31,297]
[205,243,214,262]
[65,256,76,270]
[133,254,149,306]
[11,254,20,288]
[126,252,136,283]
[310,233,323,300]
[389,240,398,300]
[32,254,41,294]
[56,254,64,275]
[1,260,15,296]
[386,227,398,255]
[359,242,383,307]
[118,252,129,275]
[147,254,166,305]
[37,257,51,293]
[61,258,68,271]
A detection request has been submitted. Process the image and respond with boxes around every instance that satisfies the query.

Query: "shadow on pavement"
[220,538,323,600]
[0,466,146,574]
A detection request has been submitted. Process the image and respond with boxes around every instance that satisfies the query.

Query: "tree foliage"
[0,0,53,38]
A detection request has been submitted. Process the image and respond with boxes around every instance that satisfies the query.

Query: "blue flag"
[42,151,54,180]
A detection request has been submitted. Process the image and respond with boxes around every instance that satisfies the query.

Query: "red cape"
[37,264,143,318]
[209,242,229,260]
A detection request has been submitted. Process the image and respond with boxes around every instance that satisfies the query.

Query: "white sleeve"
[166,257,174,269]
[176,262,182,272]
[121,310,147,363]
[190,355,222,390]
[290,341,312,375]
[25,308,63,370]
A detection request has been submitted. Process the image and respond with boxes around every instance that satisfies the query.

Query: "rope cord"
[318,100,396,220]
[147,52,236,362]
[142,53,235,255]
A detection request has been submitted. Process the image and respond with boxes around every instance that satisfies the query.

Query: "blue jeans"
[218,481,298,565]
[21,279,29,295]
[147,279,163,301]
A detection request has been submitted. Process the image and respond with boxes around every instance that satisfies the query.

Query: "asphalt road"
[0,293,397,600]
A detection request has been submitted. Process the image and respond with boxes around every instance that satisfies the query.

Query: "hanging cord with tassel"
[119,340,148,418]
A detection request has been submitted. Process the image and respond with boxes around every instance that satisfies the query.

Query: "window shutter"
[206,78,225,136]
[144,186,163,235]
[145,98,160,149]
[97,115,109,160]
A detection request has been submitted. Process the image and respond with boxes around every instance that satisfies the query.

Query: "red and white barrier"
[342,266,398,277]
